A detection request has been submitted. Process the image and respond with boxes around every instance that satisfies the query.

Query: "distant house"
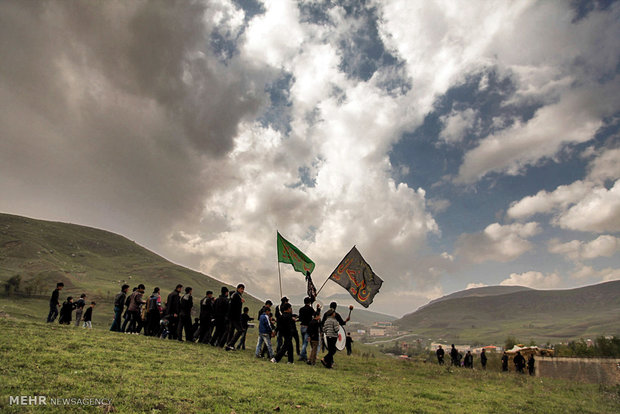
[369,328,386,336]
[374,321,393,328]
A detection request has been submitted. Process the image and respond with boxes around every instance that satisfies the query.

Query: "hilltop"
[396,281,620,343]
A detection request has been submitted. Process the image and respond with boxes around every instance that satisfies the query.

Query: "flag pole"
[277,230,283,299]
[315,274,331,298]
[278,261,283,299]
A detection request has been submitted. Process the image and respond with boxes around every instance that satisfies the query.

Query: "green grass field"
[1,317,618,413]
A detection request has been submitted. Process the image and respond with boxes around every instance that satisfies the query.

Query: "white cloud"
[555,180,620,232]
[500,271,561,289]
[507,148,620,233]
[466,282,487,289]
[571,265,620,282]
[455,85,617,183]
[456,222,541,264]
[549,235,620,262]
[439,108,476,143]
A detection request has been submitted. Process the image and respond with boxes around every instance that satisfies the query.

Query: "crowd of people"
[435,344,536,375]
[46,281,352,368]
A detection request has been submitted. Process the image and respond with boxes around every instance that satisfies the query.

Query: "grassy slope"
[396,281,620,344]
[1,318,618,414]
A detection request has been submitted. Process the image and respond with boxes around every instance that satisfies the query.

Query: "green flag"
[277,232,315,275]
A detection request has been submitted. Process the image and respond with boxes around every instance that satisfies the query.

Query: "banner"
[329,246,383,308]
[277,232,315,275]
[306,271,317,303]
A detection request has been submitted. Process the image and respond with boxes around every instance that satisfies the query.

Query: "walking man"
[46,282,64,323]
[110,284,129,332]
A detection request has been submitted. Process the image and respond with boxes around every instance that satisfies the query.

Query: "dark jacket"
[213,294,229,320]
[228,291,243,321]
[277,312,296,338]
[75,298,86,310]
[60,301,75,322]
[83,307,93,322]
[165,290,180,316]
[113,291,126,309]
[298,305,314,326]
[307,318,320,341]
[50,288,60,307]
[127,291,144,312]
[179,294,193,316]
[241,313,253,329]
[258,313,272,334]
[200,296,213,321]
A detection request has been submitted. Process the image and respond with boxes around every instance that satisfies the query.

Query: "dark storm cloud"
[0,0,265,244]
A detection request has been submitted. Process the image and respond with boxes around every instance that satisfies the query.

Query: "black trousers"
[324,337,338,367]
[177,314,193,341]
[274,335,294,363]
[210,318,227,346]
[167,316,179,339]
[226,319,244,347]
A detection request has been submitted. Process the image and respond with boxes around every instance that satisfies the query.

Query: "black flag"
[306,271,317,303]
[328,246,383,308]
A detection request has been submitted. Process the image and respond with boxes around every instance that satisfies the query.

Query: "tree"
[505,336,518,350]
[4,275,22,296]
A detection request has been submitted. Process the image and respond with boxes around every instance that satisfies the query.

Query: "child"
[82,302,96,328]
[236,307,254,350]
[58,296,75,325]
[307,311,321,365]
[345,332,354,356]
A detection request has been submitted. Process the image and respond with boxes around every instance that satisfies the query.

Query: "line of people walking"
[435,344,535,375]
[47,281,353,369]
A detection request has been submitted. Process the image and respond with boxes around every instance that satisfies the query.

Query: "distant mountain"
[396,281,620,343]
[419,285,533,310]
[0,213,263,309]
[284,294,396,326]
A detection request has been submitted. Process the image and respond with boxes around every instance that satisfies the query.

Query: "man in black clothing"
[110,284,129,332]
[345,332,354,355]
[480,348,488,370]
[121,287,137,333]
[210,287,230,347]
[58,296,75,325]
[450,344,459,367]
[165,284,183,340]
[514,351,526,373]
[501,351,509,371]
[527,354,535,376]
[198,290,214,343]
[236,307,253,350]
[321,302,350,326]
[436,345,445,365]
[275,297,288,353]
[177,287,193,341]
[298,297,314,361]
[46,282,64,323]
[225,284,245,351]
[271,303,295,364]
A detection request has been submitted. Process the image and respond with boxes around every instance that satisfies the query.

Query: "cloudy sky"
[1,0,619,316]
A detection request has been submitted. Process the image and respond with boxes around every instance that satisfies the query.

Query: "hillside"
[419,285,533,310]
[396,281,620,343]
[0,212,261,310]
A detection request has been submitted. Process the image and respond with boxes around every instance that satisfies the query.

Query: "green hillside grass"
[396,281,620,344]
[1,318,618,413]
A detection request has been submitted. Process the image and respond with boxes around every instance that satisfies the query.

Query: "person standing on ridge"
[165,284,183,340]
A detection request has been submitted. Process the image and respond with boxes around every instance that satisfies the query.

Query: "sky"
[1,0,619,317]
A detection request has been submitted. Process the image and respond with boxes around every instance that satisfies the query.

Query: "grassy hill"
[0,212,263,321]
[1,318,618,413]
[396,281,620,344]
